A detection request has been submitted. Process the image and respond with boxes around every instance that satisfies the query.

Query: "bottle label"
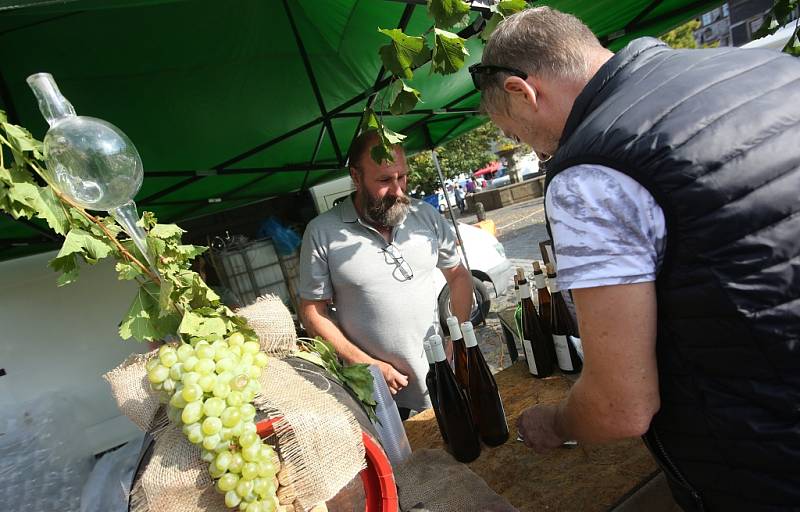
[522,339,538,375]
[520,284,532,299]
[553,334,574,371]
[534,274,546,289]
[570,336,584,361]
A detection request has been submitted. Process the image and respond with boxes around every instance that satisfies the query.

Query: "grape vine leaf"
[1,122,43,162]
[388,80,422,115]
[427,0,470,29]
[496,0,527,16]
[432,28,469,75]
[119,283,179,341]
[50,254,80,287]
[481,13,503,41]
[57,228,114,264]
[179,310,227,339]
[115,261,141,281]
[149,223,184,241]
[378,29,431,80]
[360,108,407,164]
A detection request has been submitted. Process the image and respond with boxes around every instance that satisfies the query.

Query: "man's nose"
[390,180,404,196]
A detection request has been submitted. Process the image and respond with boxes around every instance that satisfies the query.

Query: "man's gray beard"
[363,193,410,227]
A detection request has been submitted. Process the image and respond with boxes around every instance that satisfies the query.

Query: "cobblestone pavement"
[450,197,550,374]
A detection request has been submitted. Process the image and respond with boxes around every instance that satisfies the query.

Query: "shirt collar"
[339,193,359,223]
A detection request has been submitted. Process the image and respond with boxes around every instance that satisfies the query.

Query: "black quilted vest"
[545,38,800,511]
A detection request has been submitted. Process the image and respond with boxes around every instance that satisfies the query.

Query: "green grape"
[243,341,260,355]
[213,381,231,399]
[159,350,178,368]
[216,357,235,373]
[196,358,216,375]
[147,365,169,384]
[241,388,256,404]
[229,452,244,474]
[256,459,275,479]
[215,439,232,453]
[230,422,244,439]
[181,401,203,424]
[241,443,261,462]
[239,431,259,448]
[253,477,276,498]
[242,462,259,480]
[240,353,255,368]
[225,490,242,508]
[183,355,199,371]
[181,371,201,386]
[229,345,243,357]
[211,339,228,351]
[168,362,184,381]
[181,383,203,402]
[221,407,242,428]
[254,352,269,368]
[262,497,277,512]
[184,423,204,444]
[202,416,223,435]
[203,397,226,417]
[196,344,215,360]
[241,422,257,435]
[198,374,216,393]
[227,390,244,407]
[231,374,249,391]
[214,347,232,363]
[217,472,239,492]
[247,365,262,380]
[177,343,194,361]
[162,378,176,393]
[146,357,160,372]
[209,462,226,479]
[221,427,234,441]
[245,501,263,512]
[203,433,221,451]
[236,479,255,499]
[228,332,245,346]
[201,449,215,463]
[215,451,233,472]
[170,392,187,409]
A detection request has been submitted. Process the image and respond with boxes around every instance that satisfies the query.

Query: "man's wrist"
[552,401,570,443]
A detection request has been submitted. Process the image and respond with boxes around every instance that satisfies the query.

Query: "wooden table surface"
[404,361,658,511]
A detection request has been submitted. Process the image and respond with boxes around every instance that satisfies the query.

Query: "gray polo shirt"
[298,195,460,410]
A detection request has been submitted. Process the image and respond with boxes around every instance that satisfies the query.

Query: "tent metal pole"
[430,150,471,273]
[283,0,344,166]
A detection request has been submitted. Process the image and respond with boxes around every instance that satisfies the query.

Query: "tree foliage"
[662,19,700,49]
[756,0,800,56]
[407,123,508,193]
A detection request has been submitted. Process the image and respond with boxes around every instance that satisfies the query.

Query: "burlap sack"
[103,350,163,432]
[255,359,365,510]
[394,449,519,512]
[237,294,298,356]
[139,423,227,512]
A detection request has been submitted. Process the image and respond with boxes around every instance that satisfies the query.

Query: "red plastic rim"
[256,418,398,512]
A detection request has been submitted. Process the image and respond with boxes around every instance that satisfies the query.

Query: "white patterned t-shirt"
[545,164,666,291]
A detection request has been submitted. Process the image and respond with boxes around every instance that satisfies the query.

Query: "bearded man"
[298,130,473,418]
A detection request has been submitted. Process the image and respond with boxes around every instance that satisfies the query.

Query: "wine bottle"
[428,335,481,463]
[462,322,510,446]
[447,316,469,393]
[547,263,583,374]
[519,269,556,378]
[533,261,551,326]
[424,340,448,444]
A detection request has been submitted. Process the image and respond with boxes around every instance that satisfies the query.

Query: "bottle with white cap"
[427,334,481,463]
[462,321,510,446]
[424,340,448,444]
[447,315,469,392]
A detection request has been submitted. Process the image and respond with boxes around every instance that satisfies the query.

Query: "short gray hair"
[480,7,602,114]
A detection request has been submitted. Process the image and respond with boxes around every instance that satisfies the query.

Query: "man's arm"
[440,263,473,323]
[518,282,660,451]
[300,298,409,394]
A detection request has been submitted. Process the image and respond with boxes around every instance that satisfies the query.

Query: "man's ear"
[503,76,537,109]
[349,167,360,189]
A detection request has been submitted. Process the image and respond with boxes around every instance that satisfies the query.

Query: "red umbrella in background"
[473,161,501,177]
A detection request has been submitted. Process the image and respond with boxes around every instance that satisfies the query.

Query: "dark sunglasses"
[468,63,528,91]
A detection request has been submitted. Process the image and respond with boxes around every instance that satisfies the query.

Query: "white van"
[308,175,514,326]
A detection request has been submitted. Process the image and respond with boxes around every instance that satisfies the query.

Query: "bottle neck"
[429,336,447,363]
[26,73,76,126]
[520,283,532,299]
[461,322,478,348]
[424,343,435,365]
[446,317,462,340]
[533,274,546,289]
[548,278,560,294]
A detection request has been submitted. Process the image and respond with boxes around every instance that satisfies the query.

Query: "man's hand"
[375,360,409,395]
[517,404,565,453]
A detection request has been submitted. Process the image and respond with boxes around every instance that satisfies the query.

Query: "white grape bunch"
[147,331,280,511]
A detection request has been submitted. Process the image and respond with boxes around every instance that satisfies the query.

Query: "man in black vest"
[473,6,800,511]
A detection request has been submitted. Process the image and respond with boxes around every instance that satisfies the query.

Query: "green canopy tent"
[0,0,722,261]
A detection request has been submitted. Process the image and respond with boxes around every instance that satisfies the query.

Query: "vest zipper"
[649,428,705,510]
